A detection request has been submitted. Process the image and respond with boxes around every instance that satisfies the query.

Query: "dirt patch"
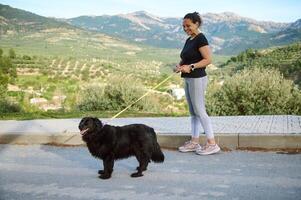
[237,147,301,154]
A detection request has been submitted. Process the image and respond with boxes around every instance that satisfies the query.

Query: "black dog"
[78,117,164,179]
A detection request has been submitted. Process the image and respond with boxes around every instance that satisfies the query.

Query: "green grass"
[0,110,188,120]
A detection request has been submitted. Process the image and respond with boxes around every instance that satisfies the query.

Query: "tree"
[0,56,16,94]
[230,56,237,62]
[9,48,16,59]
[0,55,20,113]
[0,48,3,57]
[245,48,256,59]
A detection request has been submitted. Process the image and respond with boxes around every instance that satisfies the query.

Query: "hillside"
[220,43,301,86]
[0,4,75,33]
[0,4,184,115]
[0,4,181,69]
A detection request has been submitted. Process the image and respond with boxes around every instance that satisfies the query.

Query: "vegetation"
[0,46,185,118]
[221,43,301,87]
[0,48,21,113]
[0,42,300,119]
[206,68,301,115]
[1,3,300,120]
[76,75,171,112]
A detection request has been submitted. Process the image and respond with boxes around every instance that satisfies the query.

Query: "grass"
[0,110,188,120]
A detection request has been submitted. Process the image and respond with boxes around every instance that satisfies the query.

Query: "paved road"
[0,145,300,200]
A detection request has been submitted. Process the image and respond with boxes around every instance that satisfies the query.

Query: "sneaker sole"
[178,148,197,153]
[196,147,221,155]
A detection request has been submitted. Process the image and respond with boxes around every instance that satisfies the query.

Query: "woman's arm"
[194,45,212,68]
[180,45,212,73]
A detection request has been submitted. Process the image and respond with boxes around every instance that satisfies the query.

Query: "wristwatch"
[190,64,195,71]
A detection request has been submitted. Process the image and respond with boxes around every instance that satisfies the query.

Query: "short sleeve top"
[180,33,209,78]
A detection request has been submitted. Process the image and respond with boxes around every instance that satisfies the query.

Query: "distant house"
[172,88,185,100]
[166,84,186,100]
[30,98,48,105]
[29,95,66,111]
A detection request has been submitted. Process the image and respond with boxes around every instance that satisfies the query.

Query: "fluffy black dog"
[79,117,164,179]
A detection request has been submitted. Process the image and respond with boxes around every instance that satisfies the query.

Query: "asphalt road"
[0,145,300,200]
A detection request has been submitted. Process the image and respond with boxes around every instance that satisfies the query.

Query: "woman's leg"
[184,78,200,140]
[191,116,201,139]
[178,78,201,152]
[188,76,215,141]
[182,77,220,155]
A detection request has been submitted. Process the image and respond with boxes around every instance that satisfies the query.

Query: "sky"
[1,0,301,22]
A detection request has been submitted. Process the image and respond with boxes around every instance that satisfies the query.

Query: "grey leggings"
[184,76,214,139]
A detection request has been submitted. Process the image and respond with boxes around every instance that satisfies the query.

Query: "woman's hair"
[183,12,202,27]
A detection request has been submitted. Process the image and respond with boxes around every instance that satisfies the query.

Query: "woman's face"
[182,18,199,36]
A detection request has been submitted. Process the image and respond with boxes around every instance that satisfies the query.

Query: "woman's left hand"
[181,65,191,73]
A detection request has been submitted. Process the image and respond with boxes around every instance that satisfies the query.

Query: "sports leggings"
[184,76,214,139]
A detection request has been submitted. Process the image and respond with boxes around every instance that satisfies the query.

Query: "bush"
[22,55,31,60]
[0,99,22,113]
[9,48,16,59]
[206,68,301,115]
[76,76,163,112]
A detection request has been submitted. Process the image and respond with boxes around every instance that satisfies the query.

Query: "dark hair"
[183,12,202,27]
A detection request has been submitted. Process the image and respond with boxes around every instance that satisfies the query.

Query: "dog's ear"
[80,117,87,126]
[93,117,103,128]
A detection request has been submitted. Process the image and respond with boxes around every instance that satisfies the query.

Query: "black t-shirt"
[180,33,209,78]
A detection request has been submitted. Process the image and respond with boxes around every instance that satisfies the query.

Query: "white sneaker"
[178,141,200,152]
[196,143,220,155]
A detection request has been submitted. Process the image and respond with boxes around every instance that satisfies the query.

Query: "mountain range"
[1,4,301,55]
[67,11,301,54]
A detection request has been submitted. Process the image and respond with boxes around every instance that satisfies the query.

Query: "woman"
[175,12,220,155]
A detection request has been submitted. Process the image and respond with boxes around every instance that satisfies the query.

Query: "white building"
[170,88,185,100]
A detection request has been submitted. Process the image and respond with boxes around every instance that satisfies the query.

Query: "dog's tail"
[150,128,164,163]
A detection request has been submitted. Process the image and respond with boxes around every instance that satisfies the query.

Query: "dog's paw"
[98,170,104,175]
[131,172,143,178]
[99,174,111,179]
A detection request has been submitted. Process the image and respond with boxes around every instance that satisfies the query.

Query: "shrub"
[9,48,16,59]
[76,76,163,112]
[206,68,301,115]
[0,99,22,113]
[22,55,31,60]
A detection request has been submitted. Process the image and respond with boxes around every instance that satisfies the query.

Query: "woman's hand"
[180,65,192,73]
[174,64,182,73]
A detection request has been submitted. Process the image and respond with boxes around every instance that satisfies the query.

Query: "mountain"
[269,19,301,44]
[0,4,177,61]
[1,4,300,55]
[0,3,181,85]
[200,12,288,54]
[68,11,185,50]
[68,11,301,55]
[0,4,75,33]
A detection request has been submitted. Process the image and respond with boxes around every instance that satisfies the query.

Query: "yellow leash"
[62,72,175,144]
[111,73,175,119]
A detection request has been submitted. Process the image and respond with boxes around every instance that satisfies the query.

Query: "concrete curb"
[158,134,301,150]
[1,133,300,150]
